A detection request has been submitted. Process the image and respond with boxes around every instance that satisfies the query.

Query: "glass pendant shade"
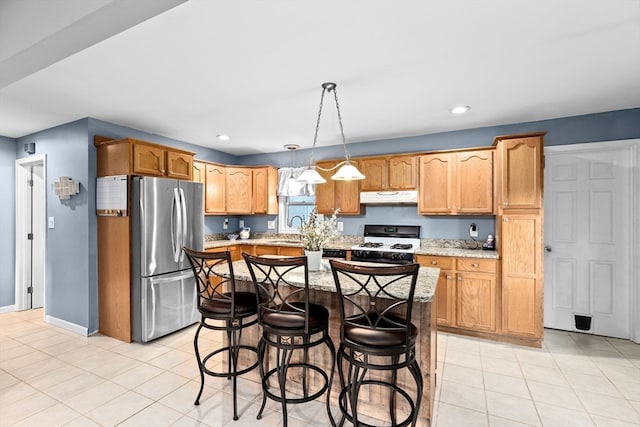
[331,162,365,180]
[296,167,327,184]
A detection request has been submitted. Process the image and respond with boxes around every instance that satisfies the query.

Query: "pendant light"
[296,82,365,184]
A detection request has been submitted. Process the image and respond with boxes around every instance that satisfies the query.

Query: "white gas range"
[350,225,421,264]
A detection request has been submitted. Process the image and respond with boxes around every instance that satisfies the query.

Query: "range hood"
[360,190,418,204]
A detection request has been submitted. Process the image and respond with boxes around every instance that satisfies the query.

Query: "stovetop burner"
[390,243,413,250]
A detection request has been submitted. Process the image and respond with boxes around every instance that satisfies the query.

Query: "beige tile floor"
[1,309,639,426]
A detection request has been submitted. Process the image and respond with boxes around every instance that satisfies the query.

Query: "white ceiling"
[1,0,639,156]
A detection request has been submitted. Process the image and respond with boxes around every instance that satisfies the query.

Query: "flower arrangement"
[299,208,340,251]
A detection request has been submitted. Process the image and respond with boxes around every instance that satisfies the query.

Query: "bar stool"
[242,253,336,427]
[183,248,259,421]
[329,259,422,427]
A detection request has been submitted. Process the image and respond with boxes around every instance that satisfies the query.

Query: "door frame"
[544,139,639,343]
[15,154,47,312]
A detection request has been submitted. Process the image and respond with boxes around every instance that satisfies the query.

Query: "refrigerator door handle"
[172,187,182,263]
[179,187,187,262]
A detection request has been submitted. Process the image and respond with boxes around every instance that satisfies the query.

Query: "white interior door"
[15,155,46,311]
[544,143,633,339]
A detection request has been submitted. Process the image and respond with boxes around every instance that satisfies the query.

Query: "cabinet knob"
[472,263,479,268]
[457,276,463,281]
[431,260,437,265]
[446,275,453,280]
[503,217,509,222]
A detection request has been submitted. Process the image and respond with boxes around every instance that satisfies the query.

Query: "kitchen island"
[220,259,439,426]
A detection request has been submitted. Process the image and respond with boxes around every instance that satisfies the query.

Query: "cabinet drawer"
[456,258,497,274]
[417,255,454,270]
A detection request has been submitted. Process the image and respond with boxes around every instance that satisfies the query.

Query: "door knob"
[544,246,552,252]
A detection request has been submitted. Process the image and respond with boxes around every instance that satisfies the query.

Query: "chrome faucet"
[288,215,304,228]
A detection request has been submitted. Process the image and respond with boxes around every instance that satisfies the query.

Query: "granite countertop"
[221,259,439,303]
[204,237,499,259]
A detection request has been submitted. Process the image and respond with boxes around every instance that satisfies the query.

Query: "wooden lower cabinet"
[500,214,543,342]
[456,270,496,332]
[206,245,242,261]
[418,255,498,334]
[254,245,303,257]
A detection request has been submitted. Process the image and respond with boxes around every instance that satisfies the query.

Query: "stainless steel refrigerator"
[131,176,204,342]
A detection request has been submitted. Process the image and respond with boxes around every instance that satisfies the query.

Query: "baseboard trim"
[0,305,16,314]
[45,315,88,336]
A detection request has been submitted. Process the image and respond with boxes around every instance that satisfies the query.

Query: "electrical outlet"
[337,221,344,232]
[267,220,276,230]
[223,218,229,230]
[469,222,478,237]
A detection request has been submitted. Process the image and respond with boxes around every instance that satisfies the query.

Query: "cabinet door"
[499,136,543,210]
[314,161,336,214]
[225,167,252,214]
[360,158,387,191]
[193,161,206,213]
[418,153,452,214]
[335,160,361,215]
[255,245,279,256]
[456,150,494,214]
[455,272,497,332]
[252,167,278,215]
[132,143,165,176]
[166,151,193,180]
[193,161,205,184]
[388,155,417,190]
[278,246,304,256]
[315,160,361,215]
[501,214,542,339]
[205,163,225,214]
[435,270,455,326]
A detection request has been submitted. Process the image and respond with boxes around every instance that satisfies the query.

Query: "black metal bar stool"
[243,253,336,427]
[329,259,423,427]
[183,248,259,421]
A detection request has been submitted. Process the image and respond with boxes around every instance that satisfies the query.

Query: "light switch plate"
[337,222,344,232]
[48,217,55,229]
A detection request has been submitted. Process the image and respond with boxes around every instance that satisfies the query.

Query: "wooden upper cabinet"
[252,166,278,215]
[315,160,361,215]
[132,143,165,176]
[205,163,226,214]
[418,149,493,215]
[132,140,193,180]
[95,137,194,180]
[193,161,206,184]
[494,133,545,211]
[166,151,193,180]
[456,149,494,214]
[418,153,452,214]
[225,166,252,214]
[315,161,337,214]
[360,155,417,191]
[388,156,418,189]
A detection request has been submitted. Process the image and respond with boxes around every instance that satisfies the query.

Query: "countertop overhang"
[220,259,439,303]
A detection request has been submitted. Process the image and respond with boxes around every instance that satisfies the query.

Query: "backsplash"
[205,232,485,250]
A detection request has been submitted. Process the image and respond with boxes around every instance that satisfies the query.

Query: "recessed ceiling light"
[216,134,230,141]
[451,105,471,115]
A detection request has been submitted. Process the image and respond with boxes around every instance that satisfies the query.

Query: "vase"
[305,249,322,271]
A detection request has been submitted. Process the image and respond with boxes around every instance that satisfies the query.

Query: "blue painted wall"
[0,136,16,308]
[1,107,639,333]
